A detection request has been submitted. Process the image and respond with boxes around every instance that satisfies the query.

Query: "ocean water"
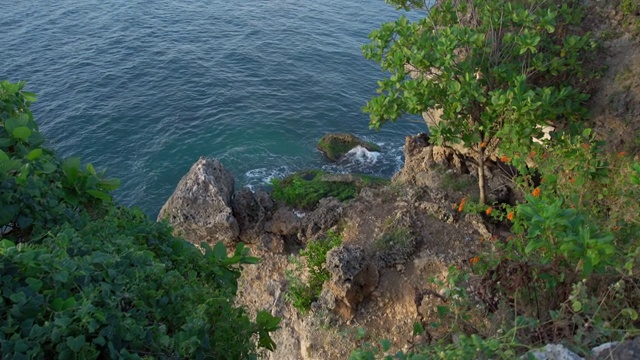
[1,0,427,217]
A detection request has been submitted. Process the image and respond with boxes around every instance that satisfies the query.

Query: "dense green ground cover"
[0,81,279,359]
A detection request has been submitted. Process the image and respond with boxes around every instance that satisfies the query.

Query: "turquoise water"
[1,0,427,216]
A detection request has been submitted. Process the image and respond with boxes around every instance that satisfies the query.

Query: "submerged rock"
[317,133,381,162]
[157,157,239,247]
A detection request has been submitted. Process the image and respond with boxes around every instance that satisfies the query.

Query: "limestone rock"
[317,133,381,162]
[298,197,344,242]
[325,245,379,320]
[593,337,640,360]
[157,157,239,247]
[524,344,583,360]
[231,187,274,243]
[266,206,301,236]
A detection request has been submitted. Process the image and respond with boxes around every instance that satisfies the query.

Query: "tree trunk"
[478,145,487,205]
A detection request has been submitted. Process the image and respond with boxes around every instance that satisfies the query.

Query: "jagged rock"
[325,245,379,320]
[374,210,419,268]
[254,233,286,254]
[158,157,239,247]
[298,197,343,242]
[231,187,274,243]
[317,133,381,162]
[593,337,640,360]
[266,206,301,236]
[524,344,584,360]
[393,134,470,186]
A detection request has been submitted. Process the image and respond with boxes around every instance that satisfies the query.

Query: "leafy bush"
[363,0,595,203]
[285,231,342,313]
[352,0,639,358]
[0,81,279,359]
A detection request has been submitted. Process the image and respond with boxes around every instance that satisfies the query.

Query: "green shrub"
[0,81,279,359]
[285,231,342,313]
[271,170,386,210]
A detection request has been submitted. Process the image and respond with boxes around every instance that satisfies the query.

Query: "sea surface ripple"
[1,0,427,216]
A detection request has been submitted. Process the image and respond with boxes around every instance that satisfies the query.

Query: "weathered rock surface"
[524,344,583,360]
[298,197,344,242]
[394,133,516,205]
[232,187,274,243]
[317,133,381,162]
[265,206,301,236]
[324,245,379,320]
[157,157,239,247]
[593,337,640,360]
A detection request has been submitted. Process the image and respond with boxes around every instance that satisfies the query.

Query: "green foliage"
[285,231,342,313]
[0,81,279,358]
[619,0,639,15]
[363,0,595,203]
[352,1,639,356]
[0,80,120,241]
[271,170,387,210]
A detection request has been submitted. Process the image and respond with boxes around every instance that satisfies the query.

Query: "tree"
[363,0,594,204]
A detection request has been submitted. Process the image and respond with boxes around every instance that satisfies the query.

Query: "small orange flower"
[569,177,576,183]
[507,212,515,221]
[485,207,493,215]
[499,155,511,163]
[470,256,480,265]
[458,198,467,212]
[481,142,487,148]
[529,151,536,157]
[618,151,627,158]
[532,187,541,197]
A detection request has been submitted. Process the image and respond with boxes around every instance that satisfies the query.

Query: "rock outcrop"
[324,245,379,320]
[157,157,239,247]
[231,187,274,243]
[316,133,381,162]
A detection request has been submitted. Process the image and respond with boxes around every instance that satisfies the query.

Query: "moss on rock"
[316,133,381,162]
[270,170,388,210]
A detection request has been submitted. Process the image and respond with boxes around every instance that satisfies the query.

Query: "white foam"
[245,166,292,187]
[344,145,380,164]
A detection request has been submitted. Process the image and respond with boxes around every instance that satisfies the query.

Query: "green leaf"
[571,300,582,312]
[436,305,450,317]
[62,297,76,310]
[26,148,42,161]
[51,298,64,311]
[86,190,111,202]
[0,239,16,252]
[213,242,227,261]
[379,339,392,351]
[413,321,425,336]
[62,157,81,182]
[25,277,43,292]
[99,177,121,191]
[621,308,638,321]
[12,126,31,141]
[22,91,37,102]
[0,204,19,225]
[256,310,281,330]
[66,335,86,353]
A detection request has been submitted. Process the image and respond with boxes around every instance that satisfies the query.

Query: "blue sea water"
[1,0,427,217]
